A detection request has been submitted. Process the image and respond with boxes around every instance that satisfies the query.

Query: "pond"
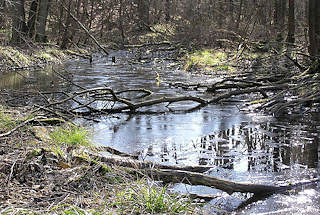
[0,49,319,214]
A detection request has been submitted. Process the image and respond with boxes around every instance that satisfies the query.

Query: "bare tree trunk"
[0,0,5,28]
[236,0,243,30]
[274,0,286,37]
[286,0,295,44]
[10,0,27,44]
[118,0,125,43]
[185,0,194,21]
[165,0,170,22]
[27,0,38,39]
[36,0,51,42]
[60,0,72,49]
[229,0,234,20]
[137,0,150,29]
[308,0,320,56]
[217,1,223,28]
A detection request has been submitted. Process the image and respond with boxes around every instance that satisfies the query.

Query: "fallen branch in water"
[131,168,320,195]
[77,152,320,195]
[32,86,207,118]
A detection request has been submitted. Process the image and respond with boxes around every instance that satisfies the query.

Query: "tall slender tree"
[0,0,5,28]
[309,0,320,56]
[137,0,150,28]
[36,0,50,42]
[286,0,295,44]
[165,0,170,22]
[10,0,27,44]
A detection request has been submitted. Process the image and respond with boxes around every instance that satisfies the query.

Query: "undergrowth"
[113,179,194,214]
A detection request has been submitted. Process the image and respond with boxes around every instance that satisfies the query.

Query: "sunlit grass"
[46,48,67,59]
[113,179,194,214]
[0,46,31,66]
[35,51,56,62]
[152,23,176,36]
[0,106,17,131]
[49,124,91,147]
[184,49,235,72]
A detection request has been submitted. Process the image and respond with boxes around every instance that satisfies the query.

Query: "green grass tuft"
[114,179,192,214]
[50,124,91,147]
[0,106,17,131]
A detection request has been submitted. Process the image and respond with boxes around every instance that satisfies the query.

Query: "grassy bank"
[0,106,201,215]
[0,45,90,71]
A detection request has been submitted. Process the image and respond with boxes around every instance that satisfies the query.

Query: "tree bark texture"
[137,0,150,27]
[308,0,320,56]
[165,0,170,21]
[36,0,51,42]
[286,0,295,44]
[10,0,27,44]
[0,0,5,27]
[27,0,38,39]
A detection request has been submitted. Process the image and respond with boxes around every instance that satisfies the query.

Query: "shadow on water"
[0,50,319,214]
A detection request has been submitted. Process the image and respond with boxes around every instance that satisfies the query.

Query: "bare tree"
[165,0,170,22]
[308,0,320,56]
[36,0,51,42]
[137,0,150,29]
[0,0,5,28]
[286,0,295,44]
[10,0,27,44]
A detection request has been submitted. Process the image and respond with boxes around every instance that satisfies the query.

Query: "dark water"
[1,50,319,214]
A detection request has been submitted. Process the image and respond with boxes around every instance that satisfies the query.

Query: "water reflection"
[91,104,250,163]
[138,117,319,174]
[0,67,59,90]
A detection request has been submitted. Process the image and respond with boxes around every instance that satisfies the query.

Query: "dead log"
[123,41,173,48]
[77,152,320,195]
[78,153,213,173]
[140,169,281,195]
[136,169,320,195]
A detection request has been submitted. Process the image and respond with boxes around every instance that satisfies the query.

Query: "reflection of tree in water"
[191,120,319,172]
[0,68,72,106]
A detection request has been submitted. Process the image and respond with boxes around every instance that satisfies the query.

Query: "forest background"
[0,0,319,58]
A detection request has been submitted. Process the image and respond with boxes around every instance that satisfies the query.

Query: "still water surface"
[1,50,319,214]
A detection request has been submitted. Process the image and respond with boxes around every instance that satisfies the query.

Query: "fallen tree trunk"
[78,153,213,173]
[80,152,320,195]
[135,168,320,195]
